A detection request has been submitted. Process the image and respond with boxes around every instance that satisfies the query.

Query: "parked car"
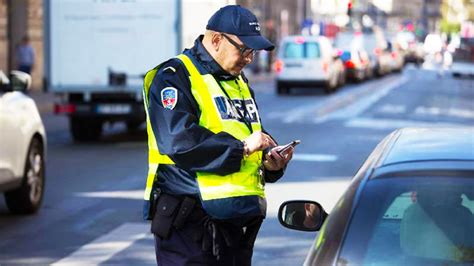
[362,29,392,76]
[396,31,424,65]
[387,40,405,72]
[451,37,474,78]
[274,35,345,94]
[279,127,474,265]
[334,32,372,82]
[0,70,46,214]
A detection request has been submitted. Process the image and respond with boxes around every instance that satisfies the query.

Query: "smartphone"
[277,140,301,155]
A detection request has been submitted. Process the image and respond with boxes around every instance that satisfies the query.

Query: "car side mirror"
[278,200,328,232]
[9,70,32,93]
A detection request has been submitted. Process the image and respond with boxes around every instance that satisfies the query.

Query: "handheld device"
[277,140,301,155]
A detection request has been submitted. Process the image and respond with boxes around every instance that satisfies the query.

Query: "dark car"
[451,37,474,78]
[279,128,474,265]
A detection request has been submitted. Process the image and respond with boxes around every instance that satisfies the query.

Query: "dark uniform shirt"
[148,35,283,199]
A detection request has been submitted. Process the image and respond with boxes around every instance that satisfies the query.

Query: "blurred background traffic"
[1,0,472,141]
[1,0,473,91]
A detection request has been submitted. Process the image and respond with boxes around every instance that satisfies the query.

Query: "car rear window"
[453,38,474,63]
[283,41,320,59]
[337,176,474,265]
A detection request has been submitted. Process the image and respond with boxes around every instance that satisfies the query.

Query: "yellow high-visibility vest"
[143,54,265,218]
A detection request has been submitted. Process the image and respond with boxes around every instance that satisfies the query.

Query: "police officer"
[142,5,294,266]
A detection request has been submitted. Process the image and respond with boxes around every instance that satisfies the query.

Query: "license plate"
[96,104,131,114]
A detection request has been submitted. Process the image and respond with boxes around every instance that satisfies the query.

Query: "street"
[0,65,473,265]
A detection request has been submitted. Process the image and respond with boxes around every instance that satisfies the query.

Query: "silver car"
[0,71,46,214]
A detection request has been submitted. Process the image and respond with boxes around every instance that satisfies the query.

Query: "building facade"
[0,0,43,90]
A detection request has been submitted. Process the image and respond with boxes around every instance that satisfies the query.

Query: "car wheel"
[277,84,289,95]
[339,72,346,87]
[70,117,102,141]
[4,137,45,214]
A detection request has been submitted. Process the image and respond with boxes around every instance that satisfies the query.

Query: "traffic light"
[347,1,352,16]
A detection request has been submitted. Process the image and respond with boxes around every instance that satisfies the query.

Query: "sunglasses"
[221,34,255,58]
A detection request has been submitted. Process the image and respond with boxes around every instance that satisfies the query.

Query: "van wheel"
[5,137,45,214]
[70,117,102,141]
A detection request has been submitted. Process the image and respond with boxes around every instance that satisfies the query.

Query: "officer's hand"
[243,132,276,155]
[263,146,294,171]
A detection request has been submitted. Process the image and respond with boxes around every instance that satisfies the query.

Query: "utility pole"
[303,0,308,19]
[422,0,429,35]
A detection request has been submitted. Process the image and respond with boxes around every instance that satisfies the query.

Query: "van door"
[280,39,324,80]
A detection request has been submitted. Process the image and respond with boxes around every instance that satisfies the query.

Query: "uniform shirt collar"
[186,35,237,81]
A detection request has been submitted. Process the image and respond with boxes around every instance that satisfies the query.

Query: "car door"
[0,91,29,183]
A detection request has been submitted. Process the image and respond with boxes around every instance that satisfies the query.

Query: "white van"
[274,35,345,94]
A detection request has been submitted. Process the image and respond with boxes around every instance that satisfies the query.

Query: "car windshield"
[338,176,474,265]
[283,41,320,59]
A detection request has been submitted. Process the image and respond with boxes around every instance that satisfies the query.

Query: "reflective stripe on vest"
[176,54,265,203]
[142,67,174,201]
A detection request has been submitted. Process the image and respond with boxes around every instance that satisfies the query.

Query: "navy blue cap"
[206,5,275,51]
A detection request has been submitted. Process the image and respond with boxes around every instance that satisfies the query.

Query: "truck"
[44,0,233,141]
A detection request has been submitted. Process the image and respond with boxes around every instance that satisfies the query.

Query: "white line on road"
[77,190,144,200]
[267,104,323,123]
[293,153,338,162]
[415,106,474,119]
[377,104,407,114]
[77,178,350,219]
[314,75,409,123]
[52,223,150,266]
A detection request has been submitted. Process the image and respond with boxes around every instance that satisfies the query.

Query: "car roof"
[367,128,474,179]
[378,127,474,167]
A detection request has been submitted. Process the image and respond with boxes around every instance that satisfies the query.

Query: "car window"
[453,38,474,63]
[337,176,474,265]
[283,41,320,59]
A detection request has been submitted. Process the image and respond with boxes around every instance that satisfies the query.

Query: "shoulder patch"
[161,87,178,110]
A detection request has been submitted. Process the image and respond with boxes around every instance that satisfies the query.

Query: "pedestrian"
[16,36,35,74]
[142,5,294,266]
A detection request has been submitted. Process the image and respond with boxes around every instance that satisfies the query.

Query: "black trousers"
[154,217,263,266]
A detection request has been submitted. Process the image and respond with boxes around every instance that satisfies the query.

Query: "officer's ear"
[210,32,223,52]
